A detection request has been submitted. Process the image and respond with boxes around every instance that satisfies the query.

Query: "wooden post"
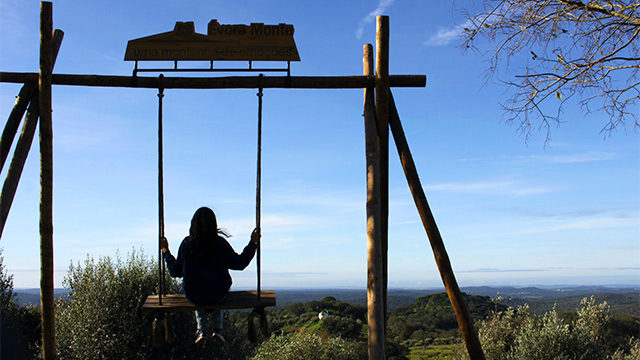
[39,2,56,359]
[388,92,485,360]
[0,30,63,240]
[375,15,390,332]
[364,43,385,360]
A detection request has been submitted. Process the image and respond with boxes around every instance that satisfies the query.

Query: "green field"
[408,344,460,359]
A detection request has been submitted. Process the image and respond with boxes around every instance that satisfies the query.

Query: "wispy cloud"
[506,216,640,236]
[270,190,362,213]
[263,271,327,278]
[507,206,637,220]
[262,236,301,250]
[355,0,395,39]
[542,151,617,164]
[424,20,471,47]
[55,106,126,152]
[459,267,548,273]
[426,179,553,196]
[459,266,640,274]
[0,2,35,56]
[459,151,617,164]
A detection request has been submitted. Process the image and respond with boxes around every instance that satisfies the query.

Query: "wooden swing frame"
[148,74,274,314]
[0,3,485,360]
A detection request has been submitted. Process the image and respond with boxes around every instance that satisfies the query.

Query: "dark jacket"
[163,235,257,306]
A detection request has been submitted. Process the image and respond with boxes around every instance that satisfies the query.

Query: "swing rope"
[248,75,269,342]
[155,74,266,305]
[157,74,166,305]
[151,74,271,341]
[256,74,263,302]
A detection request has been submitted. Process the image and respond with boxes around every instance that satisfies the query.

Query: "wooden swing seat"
[142,290,276,312]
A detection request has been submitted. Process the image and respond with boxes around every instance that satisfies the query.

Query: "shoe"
[211,332,225,345]
[195,330,206,345]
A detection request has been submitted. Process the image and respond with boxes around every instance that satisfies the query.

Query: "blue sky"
[1,0,638,290]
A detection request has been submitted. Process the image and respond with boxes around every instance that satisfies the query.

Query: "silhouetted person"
[161,206,258,344]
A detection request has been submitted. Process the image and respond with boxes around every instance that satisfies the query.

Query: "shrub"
[252,333,364,360]
[611,338,640,360]
[0,248,41,359]
[455,296,638,360]
[55,249,167,359]
[320,315,364,340]
[54,248,255,360]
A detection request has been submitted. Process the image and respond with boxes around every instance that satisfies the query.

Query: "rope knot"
[158,74,165,98]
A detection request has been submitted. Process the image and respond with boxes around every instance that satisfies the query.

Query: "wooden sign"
[124,20,300,62]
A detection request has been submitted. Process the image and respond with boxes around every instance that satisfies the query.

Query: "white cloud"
[270,189,362,213]
[424,20,472,47]
[54,106,126,152]
[263,236,302,250]
[506,216,640,236]
[425,27,461,47]
[355,0,395,39]
[458,151,617,164]
[459,267,548,273]
[426,179,553,197]
[542,151,617,164]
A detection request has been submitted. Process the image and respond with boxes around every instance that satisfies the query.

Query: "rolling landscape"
[14,285,640,311]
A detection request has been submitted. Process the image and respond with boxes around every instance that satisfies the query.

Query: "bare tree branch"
[457,0,640,143]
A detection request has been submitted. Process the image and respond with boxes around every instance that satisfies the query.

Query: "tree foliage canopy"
[0,249,41,359]
[458,0,639,141]
[454,296,640,360]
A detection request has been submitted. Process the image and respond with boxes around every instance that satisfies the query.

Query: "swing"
[142,75,276,314]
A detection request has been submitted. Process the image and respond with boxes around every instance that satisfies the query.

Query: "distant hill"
[501,292,640,316]
[275,286,639,311]
[460,285,640,300]
[390,292,501,332]
[13,285,639,314]
[13,288,68,307]
[275,289,426,310]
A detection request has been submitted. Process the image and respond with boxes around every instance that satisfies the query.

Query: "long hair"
[187,207,230,261]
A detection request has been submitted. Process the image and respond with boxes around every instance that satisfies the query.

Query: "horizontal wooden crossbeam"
[0,72,426,89]
[142,290,276,312]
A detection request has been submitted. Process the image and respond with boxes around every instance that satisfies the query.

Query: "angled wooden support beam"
[0,29,63,173]
[0,82,37,172]
[0,30,63,240]
[388,91,485,360]
[0,72,426,89]
[0,91,39,238]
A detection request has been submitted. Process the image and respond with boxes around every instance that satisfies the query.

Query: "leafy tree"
[55,248,255,360]
[286,302,306,316]
[0,248,14,311]
[251,333,365,360]
[611,338,640,360]
[0,248,41,359]
[389,292,501,344]
[458,0,639,141]
[55,249,162,359]
[319,315,364,340]
[602,313,640,355]
[454,296,640,360]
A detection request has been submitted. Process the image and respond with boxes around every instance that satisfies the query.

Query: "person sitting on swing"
[160,206,259,345]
